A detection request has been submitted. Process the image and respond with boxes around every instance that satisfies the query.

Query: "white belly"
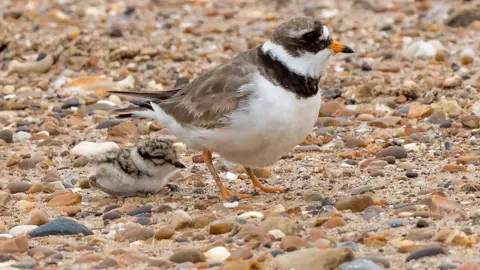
[188,73,321,167]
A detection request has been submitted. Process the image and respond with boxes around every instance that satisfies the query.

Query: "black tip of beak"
[173,161,186,169]
[342,46,354,54]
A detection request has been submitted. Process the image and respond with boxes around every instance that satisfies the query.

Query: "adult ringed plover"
[111,17,353,201]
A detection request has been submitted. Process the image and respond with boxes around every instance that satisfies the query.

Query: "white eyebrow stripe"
[321,25,330,40]
[288,28,313,38]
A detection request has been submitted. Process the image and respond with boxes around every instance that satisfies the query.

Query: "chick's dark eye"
[302,31,319,42]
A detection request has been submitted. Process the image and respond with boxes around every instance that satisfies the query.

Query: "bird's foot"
[253,185,287,194]
[220,188,253,202]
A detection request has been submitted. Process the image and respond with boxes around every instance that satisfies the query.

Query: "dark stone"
[103,210,123,221]
[406,171,419,178]
[28,218,93,237]
[127,205,152,216]
[96,120,122,129]
[61,98,80,109]
[361,62,372,71]
[0,129,13,143]
[110,28,123,38]
[416,219,430,228]
[406,247,445,262]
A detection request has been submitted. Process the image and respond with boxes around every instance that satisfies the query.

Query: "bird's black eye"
[302,31,319,43]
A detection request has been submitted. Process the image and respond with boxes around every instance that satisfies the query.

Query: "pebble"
[209,219,236,235]
[170,249,206,263]
[103,209,123,221]
[171,210,192,229]
[416,219,430,228]
[0,130,13,143]
[9,225,38,237]
[406,172,419,178]
[116,223,154,241]
[155,225,175,240]
[70,141,120,157]
[335,195,374,212]
[0,235,30,253]
[28,218,93,237]
[26,210,49,226]
[340,259,384,270]
[14,131,32,142]
[73,156,89,167]
[334,241,359,252]
[438,262,460,269]
[6,182,32,193]
[406,247,446,262]
[127,205,152,216]
[267,247,354,269]
[376,146,408,159]
[11,258,38,269]
[460,48,475,65]
[280,236,308,252]
[204,247,231,263]
[386,220,403,228]
[47,192,82,206]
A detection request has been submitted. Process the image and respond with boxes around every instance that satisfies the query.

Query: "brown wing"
[111,48,260,129]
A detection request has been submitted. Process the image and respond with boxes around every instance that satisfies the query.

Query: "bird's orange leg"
[202,151,253,201]
[245,167,286,193]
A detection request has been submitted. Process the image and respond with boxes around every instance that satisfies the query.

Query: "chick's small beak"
[329,40,354,54]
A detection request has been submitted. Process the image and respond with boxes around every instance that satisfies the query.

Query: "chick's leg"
[202,151,252,201]
[245,167,286,193]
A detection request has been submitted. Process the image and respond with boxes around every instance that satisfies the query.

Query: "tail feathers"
[108,89,180,101]
[108,89,179,120]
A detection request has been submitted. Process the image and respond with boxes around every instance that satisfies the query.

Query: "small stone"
[73,156,89,168]
[127,205,152,216]
[386,220,403,228]
[209,220,236,235]
[0,130,13,143]
[110,28,123,37]
[28,218,93,237]
[170,249,206,263]
[18,158,36,170]
[259,217,296,236]
[376,147,408,159]
[460,48,475,65]
[340,259,384,270]
[406,247,446,261]
[27,246,57,259]
[442,76,462,88]
[171,210,192,229]
[26,210,49,226]
[9,225,38,237]
[71,141,120,157]
[48,192,82,207]
[461,116,480,128]
[280,236,308,252]
[382,156,396,164]
[191,214,217,229]
[305,193,323,202]
[204,247,231,263]
[221,260,251,270]
[324,216,345,228]
[368,160,388,169]
[335,195,374,212]
[116,223,154,241]
[6,153,20,167]
[406,172,419,178]
[103,210,123,221]
[0,235,30,253]
[6,182,32,194]
[334,241,359,252]
[441,164,467,172]
[155,225,175,240]
[27,183,45,194]
[267,247,354,269]
[398,162,416,170]
[361,62,372,71]
[416,219,430,228]
[73,253,103,264]
[11,258,38,269]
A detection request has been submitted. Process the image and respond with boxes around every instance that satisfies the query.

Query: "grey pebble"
[406,247,446,262]
[340,259,384,270]
[334,241,359,252]
[28,218,93,237]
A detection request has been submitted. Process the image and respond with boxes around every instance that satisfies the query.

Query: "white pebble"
[237,211,264,219]
[223,201,239,208]
[204,247,231,263]
[71,141,120,157]
[8,225,38,237]
[460,48,475,59]
[170,210,192,227]
[403,40,437,59]
[225,172,238,182]
[14,131,32,142]
[267,229,285,240]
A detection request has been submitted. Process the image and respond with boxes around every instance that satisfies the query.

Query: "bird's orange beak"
[329,40,354,54]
